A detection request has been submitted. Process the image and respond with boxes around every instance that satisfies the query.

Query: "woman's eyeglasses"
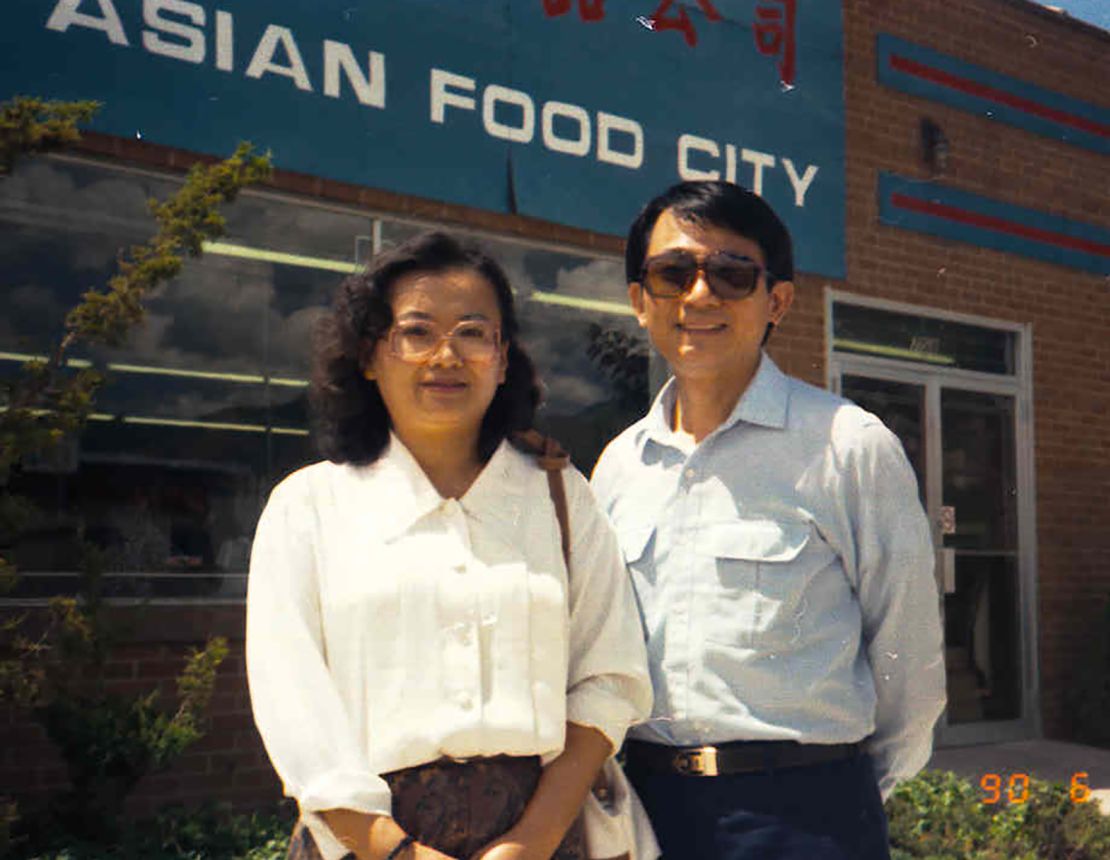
[639,250,769,301]
[388,320,501,363]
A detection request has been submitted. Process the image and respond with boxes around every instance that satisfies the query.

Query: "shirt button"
[458,626,473,646]
[454,562,467,575]
[684,468,697,480]
[458,693,474,711]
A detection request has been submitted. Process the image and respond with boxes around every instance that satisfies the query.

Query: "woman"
[247,232,652,860]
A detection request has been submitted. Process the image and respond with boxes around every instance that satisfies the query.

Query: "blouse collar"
[346,432,530,542]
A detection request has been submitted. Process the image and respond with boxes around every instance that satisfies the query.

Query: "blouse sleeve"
[561,467,653,752]
[246,474,394,817]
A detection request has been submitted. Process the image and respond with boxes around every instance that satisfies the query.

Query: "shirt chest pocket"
[697,519,818,649]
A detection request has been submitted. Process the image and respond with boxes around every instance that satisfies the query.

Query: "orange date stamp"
[979,771,1092,804]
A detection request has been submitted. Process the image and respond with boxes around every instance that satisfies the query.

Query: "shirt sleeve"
[845,420,947,799]
[246,475,393,817]
[561,467,653,752]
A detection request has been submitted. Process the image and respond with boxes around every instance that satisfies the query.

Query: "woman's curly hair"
[310,230,542,465]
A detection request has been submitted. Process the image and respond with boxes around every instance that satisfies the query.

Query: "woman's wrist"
[319,810,420,860]
[384,834,415,859]
[365,814,413,859]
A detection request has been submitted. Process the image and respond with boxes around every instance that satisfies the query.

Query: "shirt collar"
[635,352,791,453]
[730,353,791,431]
[351,432,524,542]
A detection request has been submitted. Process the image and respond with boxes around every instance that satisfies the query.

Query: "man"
[591,181,945,859]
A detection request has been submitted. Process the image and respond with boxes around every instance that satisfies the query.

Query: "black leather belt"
[624,739,861,777]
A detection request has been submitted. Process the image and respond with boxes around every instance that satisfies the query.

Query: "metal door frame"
[826,289,1039,746]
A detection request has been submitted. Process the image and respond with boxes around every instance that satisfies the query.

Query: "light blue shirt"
[591,355,946,797]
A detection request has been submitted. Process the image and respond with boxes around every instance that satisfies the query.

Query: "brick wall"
[836,0,1110,738]
[0,607,281,817]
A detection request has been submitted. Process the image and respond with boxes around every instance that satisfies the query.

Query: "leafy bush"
[886,769,1110,859]
[37,632,231,840]
[13,770,1110,859]
[0,95,270,845]
[14,802,295,860]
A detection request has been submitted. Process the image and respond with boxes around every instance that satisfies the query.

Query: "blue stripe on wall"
[878,173,1110,275]
[877,34,1110,155]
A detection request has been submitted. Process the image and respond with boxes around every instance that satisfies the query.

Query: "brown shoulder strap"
[510,431,615,803]
[509,430,571,570]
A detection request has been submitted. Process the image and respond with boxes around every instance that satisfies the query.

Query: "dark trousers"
[626,752,891,860]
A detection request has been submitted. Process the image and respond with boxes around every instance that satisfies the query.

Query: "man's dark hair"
[310,231,541,465]
[624,181,795,287]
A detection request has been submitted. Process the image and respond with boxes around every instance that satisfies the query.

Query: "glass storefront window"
[1,158,646,601]
[833,302,1017,375]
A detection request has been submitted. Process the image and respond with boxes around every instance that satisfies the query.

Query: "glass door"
[838,368,1035,744]
[939,389,1022,726]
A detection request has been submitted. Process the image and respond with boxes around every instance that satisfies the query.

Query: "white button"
[685,468,697,480]
[454,562,466,575]
[458,694,474,711]
[458,626,473,646]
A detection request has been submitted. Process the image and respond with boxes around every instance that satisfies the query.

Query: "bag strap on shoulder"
[509,429,571,569]
[511,431,625,821]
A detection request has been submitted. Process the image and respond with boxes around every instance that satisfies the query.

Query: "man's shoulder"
[778,375,916,493]
[782,373,891,446]
[590,416,650,502]
[599,415,649,459]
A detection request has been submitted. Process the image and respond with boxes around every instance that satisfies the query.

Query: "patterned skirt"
[287,755,586,860]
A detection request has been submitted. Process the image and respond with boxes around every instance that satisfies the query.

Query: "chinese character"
[754,0,797,86]
[647,0,722,48]
[543,0,606,21]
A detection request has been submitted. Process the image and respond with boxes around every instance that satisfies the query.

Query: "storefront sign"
[2,1,846,276]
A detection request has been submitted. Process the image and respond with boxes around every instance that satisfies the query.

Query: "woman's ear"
[497,341,509,385]
[359,339,377,381]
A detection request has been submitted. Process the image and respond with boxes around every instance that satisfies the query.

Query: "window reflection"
[833,302,1016,375]
[1,160,647,600]
[942,390,1018,552]
[1,158,359,599]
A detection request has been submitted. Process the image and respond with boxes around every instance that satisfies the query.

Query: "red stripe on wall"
[889,54,1110,139]
[890,193,1110,258]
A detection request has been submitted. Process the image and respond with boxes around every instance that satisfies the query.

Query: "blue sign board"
[2,1,846,277]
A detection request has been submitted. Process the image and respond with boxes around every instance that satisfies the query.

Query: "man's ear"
[628,281,648,329]
[768,280,795,326]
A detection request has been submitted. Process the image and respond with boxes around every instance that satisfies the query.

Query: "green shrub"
[16,801,295,860]
[17,553,231,842]
[0,95,271,847]
[886,769,1110,859]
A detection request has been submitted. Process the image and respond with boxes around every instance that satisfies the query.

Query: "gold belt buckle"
[673,745,719,776]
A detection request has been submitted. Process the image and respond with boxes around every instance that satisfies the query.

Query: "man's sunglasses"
[639,250,770,301]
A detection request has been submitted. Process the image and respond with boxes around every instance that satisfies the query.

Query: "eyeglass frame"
[384,319,503,364]
[637,249,776,301]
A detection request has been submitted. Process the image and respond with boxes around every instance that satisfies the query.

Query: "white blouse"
[246,433,652,822]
